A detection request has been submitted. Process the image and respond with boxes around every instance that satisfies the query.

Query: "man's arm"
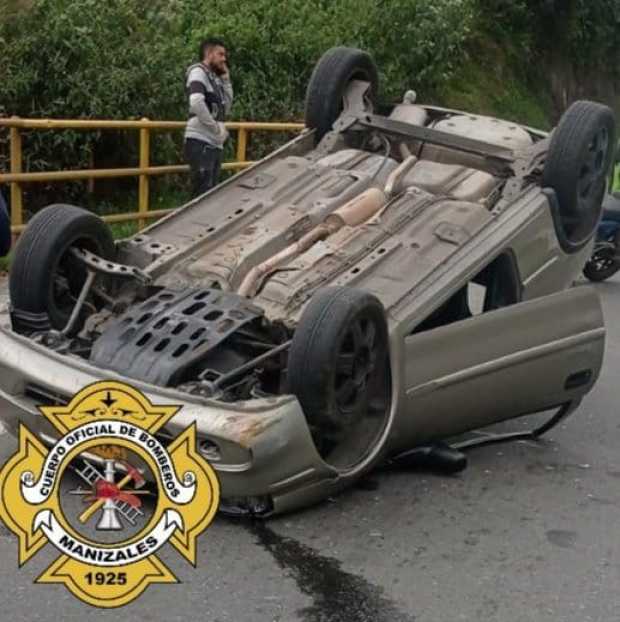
[221,73,233,115]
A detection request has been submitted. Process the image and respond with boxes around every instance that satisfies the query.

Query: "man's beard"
[210,62,226,76]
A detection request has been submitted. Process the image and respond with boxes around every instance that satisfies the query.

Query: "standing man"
[184,38,233,197]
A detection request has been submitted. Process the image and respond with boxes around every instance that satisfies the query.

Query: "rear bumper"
[0,326,338,514]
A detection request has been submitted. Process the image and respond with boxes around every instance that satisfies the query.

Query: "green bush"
[0,0,475,211]
[1,0,618,215]
[568,0,620,69]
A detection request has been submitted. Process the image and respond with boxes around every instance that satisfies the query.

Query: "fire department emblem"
[0,381,220,608]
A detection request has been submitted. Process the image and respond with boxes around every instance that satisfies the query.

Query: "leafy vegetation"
[0,0,618,217]
[0,0,477,213]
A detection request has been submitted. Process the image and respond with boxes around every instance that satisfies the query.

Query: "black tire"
[304,47,379,143]
[583,258,620,282]
[10,204,115,330]
[583,236,620,282]
[288,286,389,438]
[543,100,616,247]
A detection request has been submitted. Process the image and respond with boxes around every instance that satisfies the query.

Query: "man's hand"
[218,121,229,143]
[221,62,230,81]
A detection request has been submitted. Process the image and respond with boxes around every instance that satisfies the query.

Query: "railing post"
[236,127,247,164]
[138,119,150,230]
[9,116,23,237]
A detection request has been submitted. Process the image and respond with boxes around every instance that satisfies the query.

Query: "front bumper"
[0,325,338,514]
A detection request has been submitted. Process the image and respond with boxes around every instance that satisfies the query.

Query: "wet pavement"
[1,275,620,621]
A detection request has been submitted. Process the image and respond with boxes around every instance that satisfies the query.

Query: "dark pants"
[184,138,223,198]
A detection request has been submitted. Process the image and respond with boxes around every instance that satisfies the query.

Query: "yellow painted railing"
[0,117,305,232]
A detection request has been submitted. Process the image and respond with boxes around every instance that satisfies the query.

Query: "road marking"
[0,421,6,435]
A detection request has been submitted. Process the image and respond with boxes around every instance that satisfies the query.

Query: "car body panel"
[0,321,338,501]
[0,279,606,515]
[395,287,604,449]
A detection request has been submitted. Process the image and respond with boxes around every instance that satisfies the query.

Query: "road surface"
[0,275,619,621]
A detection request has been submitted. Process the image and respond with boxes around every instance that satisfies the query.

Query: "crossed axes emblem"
[69,459,152,530]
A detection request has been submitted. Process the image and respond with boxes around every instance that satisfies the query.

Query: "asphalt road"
[0,276,620,622]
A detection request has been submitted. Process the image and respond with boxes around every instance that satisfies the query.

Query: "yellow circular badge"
[0,381,220,608]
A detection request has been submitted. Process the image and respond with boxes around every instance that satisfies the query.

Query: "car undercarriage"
[0,47,615,513]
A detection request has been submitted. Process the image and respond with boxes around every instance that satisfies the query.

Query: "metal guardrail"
[0,117,304,232]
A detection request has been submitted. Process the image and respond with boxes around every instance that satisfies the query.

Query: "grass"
[0,221,143,273]
[436,39,553,130]
[109,221,139,239]
[104,185,190,240]
[0,251,11,273]
[0,184,190,272]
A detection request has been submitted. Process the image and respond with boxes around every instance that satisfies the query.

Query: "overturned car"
[0,48,614,515]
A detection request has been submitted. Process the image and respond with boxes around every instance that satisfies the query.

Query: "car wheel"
[10,204,115,331]
[288,286,390,455]
[304,47,379,143]
[543,100,616,247]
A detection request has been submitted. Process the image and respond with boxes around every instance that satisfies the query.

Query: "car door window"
[412,252,520,334]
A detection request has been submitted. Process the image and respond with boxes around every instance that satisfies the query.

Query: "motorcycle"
[583,192,620,282]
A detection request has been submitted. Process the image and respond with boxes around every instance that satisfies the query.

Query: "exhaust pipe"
[237,188,386,297]
[237,155,420,298]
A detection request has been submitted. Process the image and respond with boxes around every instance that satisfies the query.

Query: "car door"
[392,286,605,449]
